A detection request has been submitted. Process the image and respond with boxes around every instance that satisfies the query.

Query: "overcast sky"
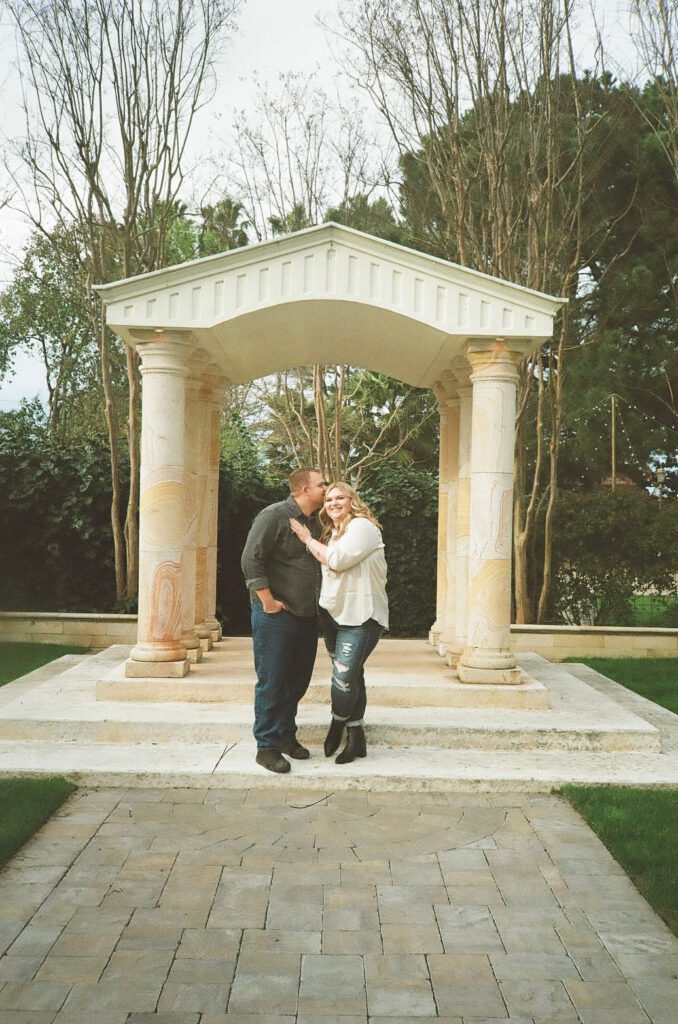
[0,0,337,264]
[0,0,342,408]
[0,0,640,409]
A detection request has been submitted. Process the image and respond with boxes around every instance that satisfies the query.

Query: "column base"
[208,618,223,642]
[457,663,522,685]
[460,645,516,668]
[444,645,464,668]
[429,627,442,647]
[125,657,190,678]
[195,622,214,653]
[182,630,203,664]
[437,630,459,660]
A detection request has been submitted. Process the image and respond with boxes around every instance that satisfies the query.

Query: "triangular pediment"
[95,223,565,387]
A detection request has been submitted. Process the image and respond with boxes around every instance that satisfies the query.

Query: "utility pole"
[611,394,616,490]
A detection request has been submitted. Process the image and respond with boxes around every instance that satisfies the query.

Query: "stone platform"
[0,639,677,792]
[97,638,550,708]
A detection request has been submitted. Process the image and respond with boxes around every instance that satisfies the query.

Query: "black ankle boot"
[324,717,346,757]
[335,725,366,764]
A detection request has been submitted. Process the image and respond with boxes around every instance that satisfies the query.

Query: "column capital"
[199,370,230,406]
[131,330,195,377]
[465,338,530,383]
[432,368,458,409]
[455,380,473,400]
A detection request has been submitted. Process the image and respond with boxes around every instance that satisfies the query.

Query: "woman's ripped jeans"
[322,615,384,724]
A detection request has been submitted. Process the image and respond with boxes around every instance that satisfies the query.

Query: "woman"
[290,482,388,764]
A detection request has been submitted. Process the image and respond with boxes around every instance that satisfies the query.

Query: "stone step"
[96,674,550,709]
[0,644,674,793]
[0,700,660,752]
[0,654,91,709]
[0,737,677,793]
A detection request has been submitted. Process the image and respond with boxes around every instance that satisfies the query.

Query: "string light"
[563,392,677,478]
[616,406,649,477]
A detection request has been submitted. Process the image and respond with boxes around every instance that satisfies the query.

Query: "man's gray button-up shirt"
[241,494,321,618]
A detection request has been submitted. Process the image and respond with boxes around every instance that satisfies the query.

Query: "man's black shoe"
[256,749,291,773]
[279,739,311,760]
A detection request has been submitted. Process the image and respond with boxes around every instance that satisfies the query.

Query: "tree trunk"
[6,0,241,607]
[513,352,546,623]
[537,303,570,623]
[124,345,141,599]
[98,320,126,599]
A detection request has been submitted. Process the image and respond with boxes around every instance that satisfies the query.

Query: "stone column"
[126,333,193,678]
[448,380,472,666]
[180,377,202,663]
[193,379,212,653]
[196,373,227,646]
[429,378,452,647]
[457,339,526,685]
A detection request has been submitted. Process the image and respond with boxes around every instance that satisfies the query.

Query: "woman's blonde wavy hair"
[319,481,381,542]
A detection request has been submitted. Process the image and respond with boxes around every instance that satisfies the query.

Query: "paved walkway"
[1,785,677,1023]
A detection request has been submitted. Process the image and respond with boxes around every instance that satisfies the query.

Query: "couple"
[241,468,388,774]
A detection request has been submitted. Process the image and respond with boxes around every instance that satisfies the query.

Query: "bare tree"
[249,366,436,486]
[4,0,242,600]
[227,70,388,239]
[632,0,678,177]
[333,0,627,621]
[223,70,430,484]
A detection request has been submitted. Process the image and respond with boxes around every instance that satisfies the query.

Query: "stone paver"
[364,953,436,1016]
[0,785,676,1022]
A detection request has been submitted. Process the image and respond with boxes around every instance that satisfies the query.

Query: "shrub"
[361,464,438,636]
[550,489,678,625]
[0,409,119,612]
[216,417,283,634]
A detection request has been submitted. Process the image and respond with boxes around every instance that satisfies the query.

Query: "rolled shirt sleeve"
[241,506,279,592]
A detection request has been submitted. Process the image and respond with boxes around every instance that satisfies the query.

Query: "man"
[241,468,326,773]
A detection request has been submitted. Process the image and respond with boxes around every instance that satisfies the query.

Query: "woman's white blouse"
[319,517,389,628]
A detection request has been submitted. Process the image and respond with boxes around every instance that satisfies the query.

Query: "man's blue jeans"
[251,603,318,750]
[323,616,384,724]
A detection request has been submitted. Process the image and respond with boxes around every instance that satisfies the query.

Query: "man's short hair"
[289,468,319,494]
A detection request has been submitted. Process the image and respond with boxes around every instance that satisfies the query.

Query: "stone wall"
[0,612,137,649]
[511,624,678,660]
[1,612,676,660]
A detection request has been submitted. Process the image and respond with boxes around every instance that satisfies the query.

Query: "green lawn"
[562,785,678,935]
[631,594,678,628]
[563,656,678,714]
[561,655,678,936]
[0,641,88,687]
[0,776,76,867]
[0,642,82,867]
